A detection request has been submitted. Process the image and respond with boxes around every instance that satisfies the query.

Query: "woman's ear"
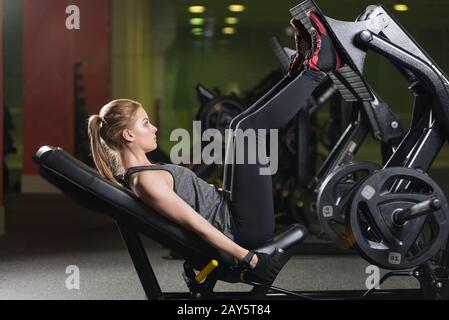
[122,129,135,142]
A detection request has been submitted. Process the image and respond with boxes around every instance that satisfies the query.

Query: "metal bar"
[358,31,449,139]
[393,197,441,225]
[405,124,445,171]
[269,37,292,72]
[363,271,415,298]
[116,221,164,300]
[161,289,423,300]
[309,114,368,192]
[384,113,432,168]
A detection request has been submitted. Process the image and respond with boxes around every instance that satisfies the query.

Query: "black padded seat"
[33,146,308,269]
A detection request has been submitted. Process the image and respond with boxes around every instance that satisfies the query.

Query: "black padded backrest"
[33,146,219,267]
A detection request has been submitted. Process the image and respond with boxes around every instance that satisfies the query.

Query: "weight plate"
[197,97,244,134]
[349,167,449,270]
[317,162,381,248]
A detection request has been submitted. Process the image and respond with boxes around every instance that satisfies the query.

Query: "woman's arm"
[130,170,258,268]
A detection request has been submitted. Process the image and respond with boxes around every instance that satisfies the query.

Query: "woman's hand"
[245,252,283,283]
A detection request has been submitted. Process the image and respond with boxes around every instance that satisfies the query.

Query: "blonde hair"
[88,99,142,186]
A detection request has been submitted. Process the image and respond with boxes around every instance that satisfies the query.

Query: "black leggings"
[223,69,326,248]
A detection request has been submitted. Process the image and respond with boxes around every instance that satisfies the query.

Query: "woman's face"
[128,107,158,153]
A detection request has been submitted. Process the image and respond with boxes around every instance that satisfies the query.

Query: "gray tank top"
[123,164,235,240]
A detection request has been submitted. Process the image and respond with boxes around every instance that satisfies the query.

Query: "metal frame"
[268,37,402,192]
[113,2,449,301]
[34,1,449,301]
[116,220,431,300]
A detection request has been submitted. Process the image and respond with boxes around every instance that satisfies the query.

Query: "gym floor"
[0,194,419,300]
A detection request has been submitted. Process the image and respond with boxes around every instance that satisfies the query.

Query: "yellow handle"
[195,260,219,283]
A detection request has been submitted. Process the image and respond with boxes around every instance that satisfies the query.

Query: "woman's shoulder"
[124,164,166,185]
[128,167,175,193]
[159,163,193,173]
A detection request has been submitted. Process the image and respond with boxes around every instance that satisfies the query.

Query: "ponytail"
[87,115,122,186]
[87,99,142,186]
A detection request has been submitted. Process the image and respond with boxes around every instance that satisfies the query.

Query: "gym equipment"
[310,80,403,245]
[34,146,437,299]
[195,90,245,136]
[270,38,403,235]
[349,167,449,270]
[317,161,381,248]
[33,1,449,299]
[35,146,307,300]
[291,0,449,279]
[286,92,403,234]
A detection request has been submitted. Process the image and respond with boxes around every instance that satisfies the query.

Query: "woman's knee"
[230,108,259,133]
[235,223,274,249]
[229,112,247,131]
[235,115,256,133]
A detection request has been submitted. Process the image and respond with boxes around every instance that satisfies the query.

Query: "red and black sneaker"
[288,18,311,71]
[304,11,344,74]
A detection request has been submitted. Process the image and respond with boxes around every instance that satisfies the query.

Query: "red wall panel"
[72,0,111,115]
[23,0,111,176]
[23,0,74,176]
[0,0,4,205]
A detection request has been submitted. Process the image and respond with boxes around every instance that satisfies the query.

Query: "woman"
[88,12,343,284]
